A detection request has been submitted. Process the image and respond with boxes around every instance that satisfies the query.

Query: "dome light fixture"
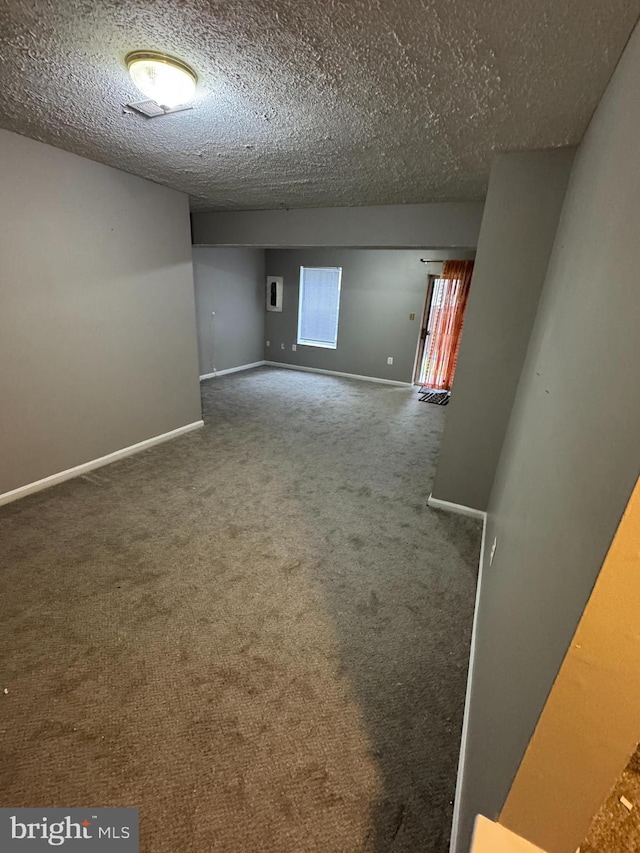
[126,51,197,108]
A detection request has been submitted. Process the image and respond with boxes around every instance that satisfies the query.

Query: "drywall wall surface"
[192,248,265,375]
[0,129,201,496]
[500,474,640,853]
[191,203,484,248]
[454,19,640,853]
[471,816,546,853]
[264,249,473,383]
[432,148,574,511]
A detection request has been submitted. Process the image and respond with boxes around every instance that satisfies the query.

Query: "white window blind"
[297,267,342,349]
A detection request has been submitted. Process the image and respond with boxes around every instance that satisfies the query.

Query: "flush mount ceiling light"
[126,51,197,109]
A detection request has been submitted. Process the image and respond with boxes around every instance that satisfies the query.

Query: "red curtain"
[422,260,474,391]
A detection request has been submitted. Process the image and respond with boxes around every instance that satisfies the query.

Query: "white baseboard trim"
[264,361,413,387]
[199,361,266,381]
[427,494,487,522]
[449,513,488,853]
[0,420,204,508]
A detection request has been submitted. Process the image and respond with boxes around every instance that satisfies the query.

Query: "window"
[297,266,342,349]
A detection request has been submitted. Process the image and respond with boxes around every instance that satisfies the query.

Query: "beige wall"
[0,129,202,496]
[500,475,640,852]
[454,19,640,853]
[432,149,574,511]
[472,817,546,853]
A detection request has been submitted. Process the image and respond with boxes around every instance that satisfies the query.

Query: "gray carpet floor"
[0,367,481,852]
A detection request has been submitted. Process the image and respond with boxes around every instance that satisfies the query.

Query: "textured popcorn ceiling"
[1,0,639,212]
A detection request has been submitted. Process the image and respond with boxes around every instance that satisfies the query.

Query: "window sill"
[296,341,337,350]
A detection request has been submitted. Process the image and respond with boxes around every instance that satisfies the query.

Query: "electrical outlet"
[291,344,297,351]
[280,343,285,350]
[409,313,416,321]
[489,537,497,566]
[387,357,393,365]
[266,340,270,347]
